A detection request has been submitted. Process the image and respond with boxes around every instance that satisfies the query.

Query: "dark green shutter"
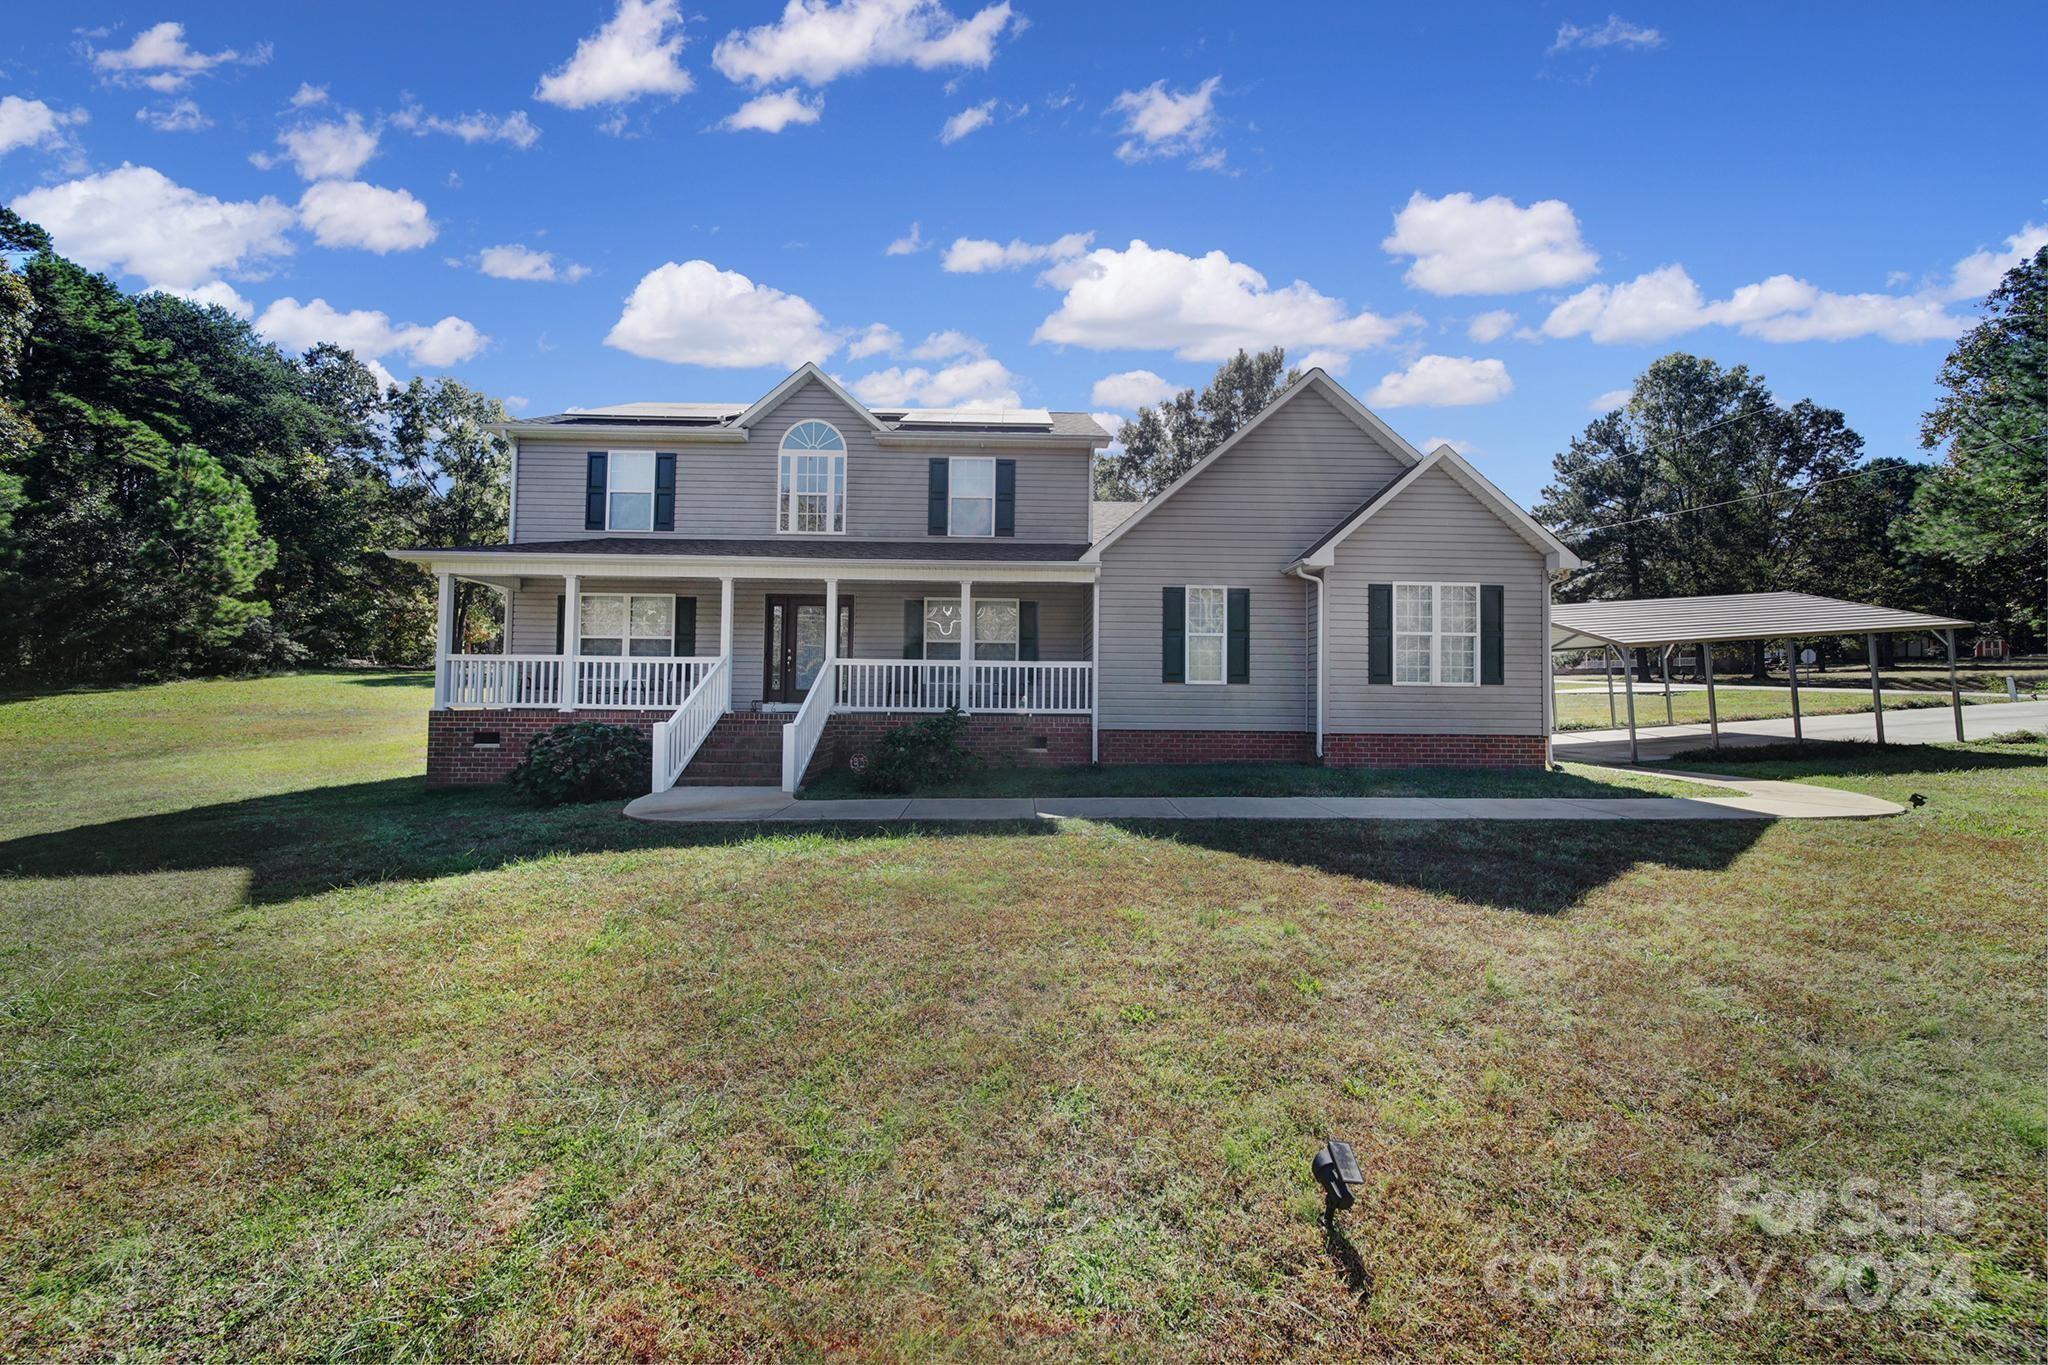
[927,460,948,535]
[1019,601,1038,660]
[1368,583,1392,685]
[995,459,1016,537]
[1480,584,1504,685]
[1161,587,1185,683]
[675,596,696,656]
[1226,589,1250,684]
[654,453,676,531]
[555,595,565,653]
[903,599,924,658]
[584,453,607,530]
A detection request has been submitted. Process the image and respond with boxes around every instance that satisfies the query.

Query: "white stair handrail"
[780,664,835,793]
[650,656,729,793]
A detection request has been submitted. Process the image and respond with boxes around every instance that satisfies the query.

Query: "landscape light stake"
[1311,1137,1363,1218]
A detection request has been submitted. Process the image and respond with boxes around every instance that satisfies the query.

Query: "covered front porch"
[426,558,1097,792]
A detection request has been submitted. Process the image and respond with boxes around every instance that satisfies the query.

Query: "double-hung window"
[607,452,656,531]
[948,457,995,537]
[1185,586,1226,684]
[922,598,1018,659]
[580,593,673,658]
[1393,583,1479,685]
[777,420,846,533]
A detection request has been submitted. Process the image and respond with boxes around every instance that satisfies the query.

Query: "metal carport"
[1549,591,1976,762]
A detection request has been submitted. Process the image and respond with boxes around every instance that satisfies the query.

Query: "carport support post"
[1622,648,1639,763]
[1604,647,1617,726]
[1701,641,1720,749]
[1943,628,1965,741]
[1865,632,1886,745]
[1661,645,1674,726]
[1786,637,1804,743]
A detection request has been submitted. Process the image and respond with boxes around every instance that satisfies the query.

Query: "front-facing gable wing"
[1293,443,1583,571]
[1082,368,1424,562]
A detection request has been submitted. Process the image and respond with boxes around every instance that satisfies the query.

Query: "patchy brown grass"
[0,676,2042,1358]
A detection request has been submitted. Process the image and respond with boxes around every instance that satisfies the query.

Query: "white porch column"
[959,578,974,713]
[560,573,581,712]
[433,572,455,708]
[719,576,735,711]
[823,577,839,708]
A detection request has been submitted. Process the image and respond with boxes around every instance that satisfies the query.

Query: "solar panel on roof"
[894,407,1054,429]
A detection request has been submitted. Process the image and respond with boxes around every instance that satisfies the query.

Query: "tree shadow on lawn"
[1663,737,2048,781]
[0,775,1770,918]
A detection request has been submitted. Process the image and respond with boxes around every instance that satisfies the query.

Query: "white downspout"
[1541,561,1557,766]
[1089,571,1101,763]
[1288,566,1325,759]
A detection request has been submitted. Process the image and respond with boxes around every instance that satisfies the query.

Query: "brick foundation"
[1097,728,1315,765]
[810,711,1093,783]
[426,708,659,787]
[1323,732,1547,769]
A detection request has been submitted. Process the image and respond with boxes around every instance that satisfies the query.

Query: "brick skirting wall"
[809,711,1092,783]
[1097,728,1315,765]
[1323,733,1547,769]
[427,708,658,787]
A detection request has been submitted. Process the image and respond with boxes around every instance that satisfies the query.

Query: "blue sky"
[2,0,2043,501]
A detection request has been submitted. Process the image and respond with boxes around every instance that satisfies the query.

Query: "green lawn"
[2,674,2044,1358]
[800,759,1719,800]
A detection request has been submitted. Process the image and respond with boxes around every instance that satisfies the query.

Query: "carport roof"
[1550,592,1974,650]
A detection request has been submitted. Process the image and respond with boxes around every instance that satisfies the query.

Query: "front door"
[763,595,852,703]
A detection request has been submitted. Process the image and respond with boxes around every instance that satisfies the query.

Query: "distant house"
[392,365,1581,791]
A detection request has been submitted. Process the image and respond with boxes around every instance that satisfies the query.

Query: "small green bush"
[507,721,649,805]
[854,707,974,794]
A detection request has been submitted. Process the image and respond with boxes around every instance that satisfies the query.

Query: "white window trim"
[776,421,847,536]
[924,596,1020,658]
[578,591,676,658]
[1391,581,1480,687]
[947,456,996,538]
[604,450,659,534]
[1185,584,1227,685]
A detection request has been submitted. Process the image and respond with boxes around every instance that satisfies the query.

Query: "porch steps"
[675,711,786,787]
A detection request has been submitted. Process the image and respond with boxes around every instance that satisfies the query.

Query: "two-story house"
[392,362,1580,791]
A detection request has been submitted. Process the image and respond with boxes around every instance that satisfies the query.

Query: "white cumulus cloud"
[940,99,995,143]
[289,82,328,108]
[1467,309,1518,342]
[848,356,1022,408]
[136,99,212,133]
[846,322,902,358]
[1382,191,1599,295]
[885,221,928,255]
[1090,369,1178,411]
[91,21,264,92]
[1368,355,1513,408]
[1110,76,1222,167]
[150,280,254,319]
[256,112,379,180]
[1033,238,1414,365]
[712,0,1016,89]
[297,181,435,253]
[536,0,695,109]
[942,230,1091,272]
[1541,263,1966,345]
[391,105,542,149]
[478,244,590,282]
[11,164,294,289]
[256,296,487,371]
[606,260,839,368]
[0,96,88,157]
[719,89,824,132]
[1549,16,1665,54]
[1946,221,2048,301]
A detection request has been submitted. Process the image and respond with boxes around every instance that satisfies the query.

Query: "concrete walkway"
[1555,698,2046,765]
[623,769,1901,824]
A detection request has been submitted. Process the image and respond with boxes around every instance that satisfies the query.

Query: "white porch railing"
[781,671,834,793]
[651,657,728,794]
[969,660,1093,713]
[834,659,963,712]
[573,656,721,710]
[442,654,564,708]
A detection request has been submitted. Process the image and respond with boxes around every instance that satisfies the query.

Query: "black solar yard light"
[1311,1137,1363,1215]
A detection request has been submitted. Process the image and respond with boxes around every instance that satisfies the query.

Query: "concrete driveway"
[1553,698,2047,765]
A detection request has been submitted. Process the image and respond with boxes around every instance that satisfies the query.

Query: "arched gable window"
[777,420,846,534]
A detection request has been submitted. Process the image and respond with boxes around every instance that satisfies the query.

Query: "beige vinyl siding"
[513,377,1091,544]
[1322,466,1548,735]
[1094,388,1408,731]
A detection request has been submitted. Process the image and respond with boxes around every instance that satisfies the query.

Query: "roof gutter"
[485,422,750,443]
